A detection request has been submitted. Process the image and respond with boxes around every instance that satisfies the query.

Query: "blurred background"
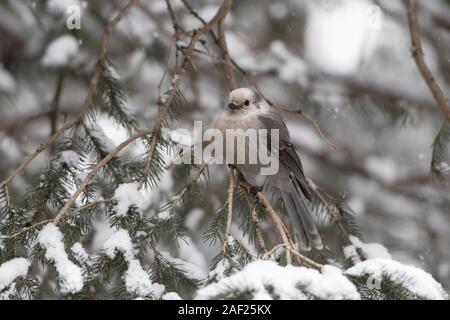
[0,0,449,289]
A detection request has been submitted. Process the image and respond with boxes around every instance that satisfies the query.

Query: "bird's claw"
[250,185,262,198]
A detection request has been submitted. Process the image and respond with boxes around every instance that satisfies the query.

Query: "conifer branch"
[0,118,79,190]
[53,130,149,224]
[0,0,139,190]
[49,73,65,139]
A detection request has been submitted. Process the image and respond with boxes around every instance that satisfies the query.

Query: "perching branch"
[223,167,236,252]
[242,190,267,254]
[237,173,293,264]
[238,173,323,270]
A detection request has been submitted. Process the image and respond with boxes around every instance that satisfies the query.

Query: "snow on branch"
[0,258,30,292]
[103,228,165,298]
[197,260,360,300]
[37,224,84,294]
[113,183,146,217]
[346,258,448,300]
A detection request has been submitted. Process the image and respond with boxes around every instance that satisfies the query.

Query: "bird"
[214,87,323,251]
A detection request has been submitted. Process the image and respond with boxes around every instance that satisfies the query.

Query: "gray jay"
[214,87,323,251]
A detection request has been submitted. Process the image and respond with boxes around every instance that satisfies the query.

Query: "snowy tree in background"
[0,0,449,300]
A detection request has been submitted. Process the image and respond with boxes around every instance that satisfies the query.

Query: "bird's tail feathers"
[281,184,322,251]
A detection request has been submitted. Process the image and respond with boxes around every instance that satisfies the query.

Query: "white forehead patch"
[229,88,254,102]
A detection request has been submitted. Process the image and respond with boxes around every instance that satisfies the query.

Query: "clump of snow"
[70,242,89,264]
[41,35,79,68]
[0,258,30,291]
[345,258,447,300]
[197,260,360,300]
[37,224,84,293]
[157,210,171,221]
[344,236,392,264]
[103,228,164,298]
[103,228,135,260]
[0,67,16,93]
[113,183,146,217]
[0,282,17,300]
[162,292,182,300]
[57,150,81,168]
[207,259,231,282]
[125,259,164,297]
[88,124,115,152]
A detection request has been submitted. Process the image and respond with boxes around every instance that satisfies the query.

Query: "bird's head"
[227,87,261,112]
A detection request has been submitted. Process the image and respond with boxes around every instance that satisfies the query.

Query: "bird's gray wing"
[258,112,312,200]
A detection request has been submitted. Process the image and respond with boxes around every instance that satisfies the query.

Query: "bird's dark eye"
[244,100,250,106]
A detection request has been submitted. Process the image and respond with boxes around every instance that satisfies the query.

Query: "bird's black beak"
[228,102,240,110]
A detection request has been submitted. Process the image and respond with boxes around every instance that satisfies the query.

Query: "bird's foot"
[250,185,263,198]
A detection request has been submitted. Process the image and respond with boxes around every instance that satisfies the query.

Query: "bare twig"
[404,0,450,121]
[137,3,172,39]
[8,219,53,239]
[217,8,237,91]
[298,112,336,150]
[262,244,285,259]
[49,73,65,138]
[289,248,323,271]
[165,0,183,37]
[276,106,336,150]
